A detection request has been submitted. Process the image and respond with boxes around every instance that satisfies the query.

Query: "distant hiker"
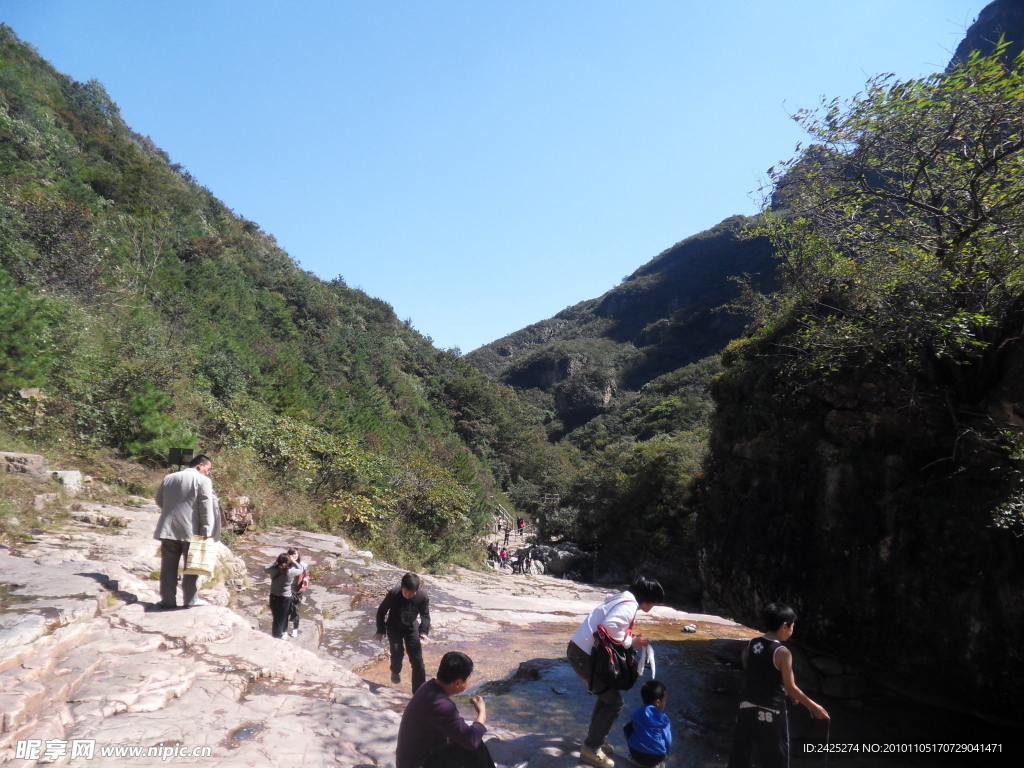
[726,602,829,768]
[286,547,309,637]
[518,517,526,537]
[153,454,217,609]
[265,551,303,639]
[624,680,672,767]
[375,572,431,693]
[523,552,534,576]
[567,575,664,768]
[395,651,495,768]
[503,527,511,546]
[499,547,508,569]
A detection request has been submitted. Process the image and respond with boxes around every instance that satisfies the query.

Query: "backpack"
[295,568,310,594]
[589,622,639,694]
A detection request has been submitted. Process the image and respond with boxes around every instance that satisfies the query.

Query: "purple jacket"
[395,680,486,768]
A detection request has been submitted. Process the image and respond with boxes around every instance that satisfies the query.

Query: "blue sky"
[1,1,990,352]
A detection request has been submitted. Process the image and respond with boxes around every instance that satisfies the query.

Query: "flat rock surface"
[2,498,742,767]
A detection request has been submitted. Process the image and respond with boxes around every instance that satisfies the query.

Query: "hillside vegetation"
[0,25,567,569]
[466,203,775,585]
[701,43,1024,722]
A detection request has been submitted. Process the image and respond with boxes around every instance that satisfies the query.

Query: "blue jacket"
[626,704,672,756]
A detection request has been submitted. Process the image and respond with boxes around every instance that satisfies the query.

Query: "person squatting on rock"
[624,680,672,767]
[566,575,665,768]
[153,454,218,609]
[286,547,308,637]
[726,602,829,768]
[265,551,303,639]
[395,651,495,768]
[376,572,431,693]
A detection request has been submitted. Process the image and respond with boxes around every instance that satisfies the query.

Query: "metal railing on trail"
[483,504,536,550]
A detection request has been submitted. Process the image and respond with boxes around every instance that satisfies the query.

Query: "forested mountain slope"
[467,215,774,436]
[464,213,776,593]
[0,25,566,568]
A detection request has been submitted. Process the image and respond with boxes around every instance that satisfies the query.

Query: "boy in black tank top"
[727,603,829,768]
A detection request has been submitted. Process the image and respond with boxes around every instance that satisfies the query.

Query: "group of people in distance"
[152,456,828,768]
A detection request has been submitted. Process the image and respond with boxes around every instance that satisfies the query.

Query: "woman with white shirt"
[567,575,665,768]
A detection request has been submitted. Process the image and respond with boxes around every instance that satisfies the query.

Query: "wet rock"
[809,655,845,677]
[822,673,868,699]
[709,638,745,666]
[512,660,550,681]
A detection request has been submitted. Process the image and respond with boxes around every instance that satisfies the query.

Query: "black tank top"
[741,636,785,709]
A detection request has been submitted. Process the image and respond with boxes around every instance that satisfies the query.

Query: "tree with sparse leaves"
[737,43,1024,384]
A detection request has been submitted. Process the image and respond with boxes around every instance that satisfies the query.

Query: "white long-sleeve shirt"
[571,591,638,653]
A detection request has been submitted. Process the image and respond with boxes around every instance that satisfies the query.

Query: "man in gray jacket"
[153,454,217,609]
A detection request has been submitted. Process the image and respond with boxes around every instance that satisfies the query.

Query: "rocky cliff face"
[698,331,1024,724]
[949,0,1024,70]
[467,215,774,434]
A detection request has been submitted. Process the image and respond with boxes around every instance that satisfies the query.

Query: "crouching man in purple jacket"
[395,651,495,768]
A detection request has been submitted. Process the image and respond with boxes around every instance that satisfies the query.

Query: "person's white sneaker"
[188,598,209,607]
[290,628,299,637]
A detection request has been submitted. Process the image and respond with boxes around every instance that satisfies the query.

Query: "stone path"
[1,496,742,767]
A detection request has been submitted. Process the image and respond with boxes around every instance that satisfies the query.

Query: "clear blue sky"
[2,1,990,352]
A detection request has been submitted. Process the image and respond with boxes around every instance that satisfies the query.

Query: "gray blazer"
[153,467,216,541]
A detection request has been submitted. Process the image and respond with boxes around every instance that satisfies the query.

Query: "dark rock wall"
[949,0,1024,70]
[698,347,1024,724]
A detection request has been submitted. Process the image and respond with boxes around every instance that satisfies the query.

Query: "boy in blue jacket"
[624,680,671,767]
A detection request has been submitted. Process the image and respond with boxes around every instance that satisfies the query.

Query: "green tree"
[0,267,53,388]
[121,382,196,462]
[741,43,1024,382]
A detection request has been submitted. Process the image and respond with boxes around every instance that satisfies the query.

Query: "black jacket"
[376,587,431,636]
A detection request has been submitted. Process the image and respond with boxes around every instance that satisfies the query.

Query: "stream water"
[233,536,1020,767]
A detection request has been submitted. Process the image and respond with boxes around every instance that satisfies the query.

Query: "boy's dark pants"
[727,705,789,768]
[567,641,624,749]
[421,741,495,768]
[387,627,426,693]
[288,593,302,630]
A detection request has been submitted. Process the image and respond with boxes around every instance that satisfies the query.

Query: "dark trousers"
[269,594,290,638]
[388,627,426,693]
[629,748,666,767]
[421,741,495,768]
[159,539,199,608]
[567,640,624,749]
[727,705,790,768]
[289,593,302,629]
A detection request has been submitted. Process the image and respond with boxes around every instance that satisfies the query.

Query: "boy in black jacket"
[375,572,431,693]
